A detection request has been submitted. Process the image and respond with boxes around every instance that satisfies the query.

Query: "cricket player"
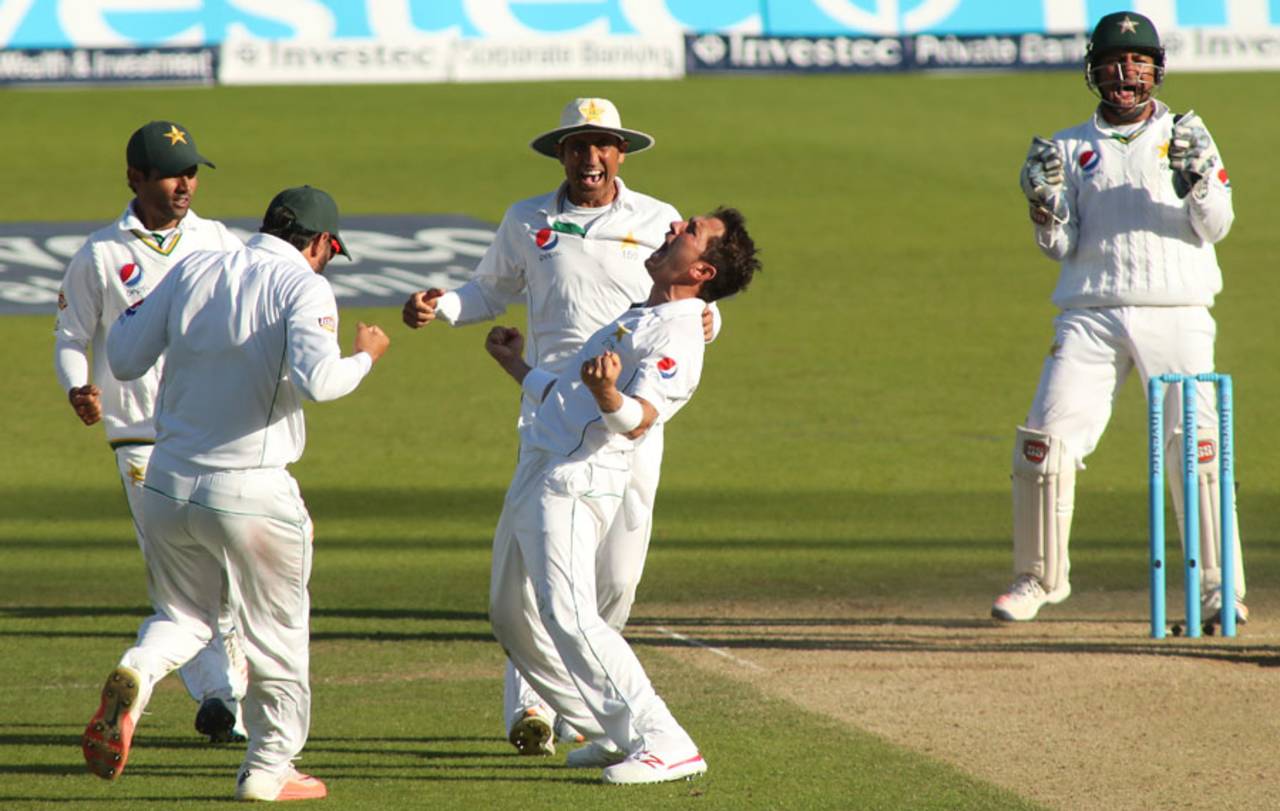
[83,186,389,802]
[402,97,719,755]
[485,207,759,784]
[54,120,248,742]
[994,11,1244,623]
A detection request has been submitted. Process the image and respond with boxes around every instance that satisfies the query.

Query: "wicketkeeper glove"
[1169,110,1217,199]
[1019,136,1067,225]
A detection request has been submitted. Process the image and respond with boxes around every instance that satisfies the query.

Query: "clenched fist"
[355,322,390,362]
[485,326,524,364]
[580,351,622,398]
[68,384,102,426]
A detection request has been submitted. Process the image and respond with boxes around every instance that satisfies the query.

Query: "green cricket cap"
[1089,11,1163,56]
[264,185,350,258]
[126,120,214,176]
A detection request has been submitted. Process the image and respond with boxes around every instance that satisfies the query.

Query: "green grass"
[3,71,1277,808]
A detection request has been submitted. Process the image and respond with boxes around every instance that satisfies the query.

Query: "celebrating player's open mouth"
[644,225,680,270]
[1105,82,1140,107]
[554,128,628,207]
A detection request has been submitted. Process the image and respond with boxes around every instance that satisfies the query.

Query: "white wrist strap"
[600,395,644,433]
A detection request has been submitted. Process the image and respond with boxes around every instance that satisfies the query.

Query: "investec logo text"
[693,33,903,70]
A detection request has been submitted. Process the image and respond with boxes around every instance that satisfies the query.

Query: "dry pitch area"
[631,594,1280,811]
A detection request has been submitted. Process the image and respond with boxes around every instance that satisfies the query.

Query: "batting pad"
[1012,427,1074,595]
[1165,428,1246,598]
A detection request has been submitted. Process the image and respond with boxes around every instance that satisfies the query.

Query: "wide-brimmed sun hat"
[529,98,655,158]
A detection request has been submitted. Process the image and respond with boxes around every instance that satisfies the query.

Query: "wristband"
[600,395,644,433]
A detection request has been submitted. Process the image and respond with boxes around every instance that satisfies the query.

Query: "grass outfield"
[2,72,1276,808]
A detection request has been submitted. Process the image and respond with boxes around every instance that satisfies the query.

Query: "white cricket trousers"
[1022,305,1245,594]
[1026,306,1220,458]
[502,429,663,731]
[115,444,247,708]
[120,463,315,777]
[490,447,694,756]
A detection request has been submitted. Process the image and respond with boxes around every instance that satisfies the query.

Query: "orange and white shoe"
[82,666,146,780]
[236,768,328,802]
[508,706,555,756]
[602,749,707,784]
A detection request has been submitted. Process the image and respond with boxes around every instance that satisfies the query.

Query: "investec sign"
[686,32,1090,73]
[687,33,904,73]
[0,215,494,315]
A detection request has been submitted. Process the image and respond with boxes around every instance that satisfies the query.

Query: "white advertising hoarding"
[220,36,451,85]
[451,35,683,82]
[220,34,683,85]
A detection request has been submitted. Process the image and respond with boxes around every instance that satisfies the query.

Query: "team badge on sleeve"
[657,356,678,379]
[318,316,337,332]
[1217,167,1231,189]
[118,263,142,287]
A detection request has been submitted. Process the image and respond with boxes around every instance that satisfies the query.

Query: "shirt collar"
[1092,98,1168,134]
[117,201,201,234]
[542,175,636,216]
[247,232,314,271]
[647,297,706,317]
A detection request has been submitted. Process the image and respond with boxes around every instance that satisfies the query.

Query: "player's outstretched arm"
[581,352,657,439]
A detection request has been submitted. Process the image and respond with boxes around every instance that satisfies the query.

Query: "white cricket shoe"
[508,706,555,756]
[602,750,707,785]
[991,574,1070,622]
[565,740,626,769]
[235,767,327,801]
[1201,588,1249,626]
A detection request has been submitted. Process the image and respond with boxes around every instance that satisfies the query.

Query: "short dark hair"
[260,204,319,253]
[698,207,760,302]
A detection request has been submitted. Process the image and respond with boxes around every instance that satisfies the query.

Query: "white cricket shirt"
[436,177,682,373]
[54,204,242,444]
[1034,101,1234,309]
[106,233,372,475]
[520,297,706,461]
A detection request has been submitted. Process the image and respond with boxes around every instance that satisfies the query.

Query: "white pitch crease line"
[653,626,767,672]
